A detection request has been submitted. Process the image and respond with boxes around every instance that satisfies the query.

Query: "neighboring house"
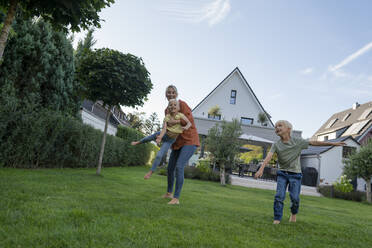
[311,101,372,145]
[192,67,303,157]
[300,136,367,191]
[81,100,129,135]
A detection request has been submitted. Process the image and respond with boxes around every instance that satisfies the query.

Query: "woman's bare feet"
[273,220,280,224]
[144,171,153,179]
[168,198,179,205]
[162,192,173,199]
[131,141,140,146]
[289,214,296,222]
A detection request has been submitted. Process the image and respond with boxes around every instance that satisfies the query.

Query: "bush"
[333,175,353,193]
[318,185,365,202]
[0,110,153,168]
[158,165,230,184]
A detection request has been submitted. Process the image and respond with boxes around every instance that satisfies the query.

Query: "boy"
[255,120,345,224]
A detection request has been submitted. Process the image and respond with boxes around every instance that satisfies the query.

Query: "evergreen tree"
[0,17,79,115]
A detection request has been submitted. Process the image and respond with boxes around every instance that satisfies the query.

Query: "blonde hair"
[168,98,180,111]
[165,85,178,97]
[275,120,293,134]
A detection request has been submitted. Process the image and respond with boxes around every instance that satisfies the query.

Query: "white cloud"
[300,67,313,75]
[329,41,372,73]
[160,0,231,26]
[368,76,372,81]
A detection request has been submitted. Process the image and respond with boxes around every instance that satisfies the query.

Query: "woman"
[163,85,200,205]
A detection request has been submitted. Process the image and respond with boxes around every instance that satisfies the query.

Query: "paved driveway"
[230,175,322,197]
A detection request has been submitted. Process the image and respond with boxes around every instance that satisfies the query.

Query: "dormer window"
[230,90,237,104]
[342,113,351,122]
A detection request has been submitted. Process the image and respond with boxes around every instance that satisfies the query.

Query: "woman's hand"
[156,136,162,145]
[167,119,180,127]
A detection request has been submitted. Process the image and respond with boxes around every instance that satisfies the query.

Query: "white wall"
[81,109,117,136]
[302,139,362,188]
[193,71,272,127]
[317,132,337,141]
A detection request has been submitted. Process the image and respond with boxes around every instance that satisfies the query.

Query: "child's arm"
[309,141,346,146]
[156,121,167,145]
[254,152,274,179]
[180,115,192,131]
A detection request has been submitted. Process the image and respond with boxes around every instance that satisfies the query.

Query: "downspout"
[317,154,321,187]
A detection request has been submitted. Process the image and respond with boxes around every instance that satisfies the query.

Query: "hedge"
[318,185,365,202]
[0,109,154,168]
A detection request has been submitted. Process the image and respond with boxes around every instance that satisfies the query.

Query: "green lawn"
[0,167,371,248]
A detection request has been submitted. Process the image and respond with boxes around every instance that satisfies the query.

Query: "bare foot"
[289,214,296,223]
[144,171,153,179]
[162,192,172,199]
[168,198,179,205]
[131,141,140,146]
[273,220,280,224]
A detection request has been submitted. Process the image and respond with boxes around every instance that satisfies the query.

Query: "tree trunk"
[366,178,371,203]
[0,0,18,60]
[97,107,111,175]
[220,161,225,186]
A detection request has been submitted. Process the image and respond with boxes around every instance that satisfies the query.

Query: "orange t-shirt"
[165,100,200,150]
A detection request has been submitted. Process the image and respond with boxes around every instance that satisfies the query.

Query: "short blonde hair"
[275,120,293,130]
[168,98,180,111]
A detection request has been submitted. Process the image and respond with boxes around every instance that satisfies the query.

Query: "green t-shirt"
[269,137,309,173]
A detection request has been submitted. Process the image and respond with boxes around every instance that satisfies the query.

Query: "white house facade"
[300,137,367,191]
[193,67,274,127]
[192,67,302,157]
[80,100,129,136]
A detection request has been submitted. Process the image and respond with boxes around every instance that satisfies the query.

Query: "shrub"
[318,185,365,202]
[0,110,153,168]
[196,159,211,173]
[158,165,230,184]
[333,175,353,193]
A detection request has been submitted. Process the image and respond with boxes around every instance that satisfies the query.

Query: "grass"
[0,166,371,248]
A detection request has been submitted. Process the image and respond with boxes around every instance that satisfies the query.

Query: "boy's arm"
[254,152,274,179]
[309,141,346,146]
[180,115,192,130]
[156,121,167,145]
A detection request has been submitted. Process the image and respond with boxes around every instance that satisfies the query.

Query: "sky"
[73,0,372,138]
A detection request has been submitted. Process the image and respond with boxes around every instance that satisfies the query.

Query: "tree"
[0,17,79,115]
[143,112,161,136]
[127,111,146,132]
[76,48,152,175]
[206,119,242,185]
[343,140,372,203]
[0,0,114,59]
[257,112,268,126]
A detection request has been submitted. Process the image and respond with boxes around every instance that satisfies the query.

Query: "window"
[342,120,370,136]
[324,136,328,141]
[208,114,221,120]
[342,113,351,122]
[241,117,253,125]
[343,146,356,158]
[230,90,237,104]
[359,107,372,120]
[325,118,338,129]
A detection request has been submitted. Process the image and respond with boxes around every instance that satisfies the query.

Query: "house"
[301,136,363,189]
[80,100,129,135]
[311,101,372,145]
[192,67,303,157]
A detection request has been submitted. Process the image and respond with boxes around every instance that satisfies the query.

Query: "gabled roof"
[192,67,274,126]
[301,136,360,156]
[312,101,372,141]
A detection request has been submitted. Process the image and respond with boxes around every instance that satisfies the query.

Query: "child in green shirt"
[255,120,345,224]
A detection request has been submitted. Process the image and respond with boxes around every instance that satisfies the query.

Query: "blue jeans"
[167,145,197,199]
[274,170,302,221]
[139,131,176,172]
